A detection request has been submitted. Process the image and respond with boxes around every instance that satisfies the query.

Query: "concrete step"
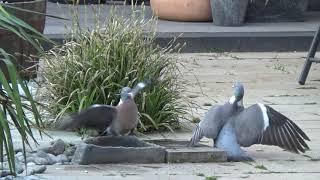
[44,2,320,52]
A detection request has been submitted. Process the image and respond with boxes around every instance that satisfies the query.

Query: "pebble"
[34,151,55,165]
[56,154,69,164]
[47,154,57,164]
[27,162,36,167]
[25,157,35,164]
[26,165,46,176]
[15,152,23,157]
[39,139,66,156]
[15,160,24,174]
[0,170,12,178]
[0,158,24,175]
[17,156,25,162]
[34,158,48,165]
[51,139,66,155]
[63,145,76,157]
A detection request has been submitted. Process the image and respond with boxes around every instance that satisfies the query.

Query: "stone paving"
[11,52,320,179]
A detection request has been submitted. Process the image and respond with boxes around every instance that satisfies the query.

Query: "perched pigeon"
[215,102,311,162]
[57,81,148,136]
[188,82,245,146]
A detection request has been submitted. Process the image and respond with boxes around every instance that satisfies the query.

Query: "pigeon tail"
[55,114,79,131]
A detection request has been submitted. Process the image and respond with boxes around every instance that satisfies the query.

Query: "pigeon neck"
[229,95,243,106]
[229,96,236,104]
[117,99,123,106]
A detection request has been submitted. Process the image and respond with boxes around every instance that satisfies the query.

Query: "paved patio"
[18,52,320,179]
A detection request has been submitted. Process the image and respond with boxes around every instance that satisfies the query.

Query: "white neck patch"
[257,103,269,130]
[229,96,236,104]
[117,99,123,106]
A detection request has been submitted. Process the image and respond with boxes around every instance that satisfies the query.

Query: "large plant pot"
[210,0,249,26]
[0,0,47,80]
[246,0,309,22]
[308,0,320,11]
[150,0,212,22]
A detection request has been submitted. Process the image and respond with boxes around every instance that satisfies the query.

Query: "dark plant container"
[308,0,320,11]
[210,0,249,26]
[47,0,149,5]
[246,0,309,22]
[0,0,47,80]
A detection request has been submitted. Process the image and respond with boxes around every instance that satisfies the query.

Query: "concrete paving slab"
[8,52,320,179]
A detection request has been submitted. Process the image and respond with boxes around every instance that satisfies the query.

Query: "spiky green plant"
[41,5,189,133]
[0,4,48,175]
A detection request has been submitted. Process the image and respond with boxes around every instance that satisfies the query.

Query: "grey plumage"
[188,82,245,146]
[57,81,148,136]
[215,103,310,161]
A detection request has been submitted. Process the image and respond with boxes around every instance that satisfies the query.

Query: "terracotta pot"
[150,0,212,22]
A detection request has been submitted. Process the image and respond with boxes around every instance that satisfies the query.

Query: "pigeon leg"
[99,127,119,136]
[215,123,254,162]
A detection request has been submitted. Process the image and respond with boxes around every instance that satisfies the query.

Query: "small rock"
[37,146,51,154]
[47,154,57,164]
[14,148,23,153]
[39,139,65,156]
[63,145,76,157]
[25,157,35,163]
[0,159,24,175]
[34,157,48,165]
[0,170,12,177]
[2,175,14,180]
[56,154,68,164]
[26,165,46,176]
[15,152,23,157]
[17,156,24,162]
[67,156,73,162]
[27,162,36,167]
[33,165,46,174]
[34,151,55,165]
[51,139,66,155]
[15,161,24,174]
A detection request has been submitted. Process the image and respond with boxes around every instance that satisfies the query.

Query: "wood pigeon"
[57,81,148,136]
[214,89,310,161]
[188,82,245,146]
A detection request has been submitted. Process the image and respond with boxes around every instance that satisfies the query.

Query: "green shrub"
[40,6,189,132]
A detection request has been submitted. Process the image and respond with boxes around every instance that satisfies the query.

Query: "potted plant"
[308,0,320,11]
[246,0,309,22]
[150,0,212,22]
[209,0,249,26]
[0,3,49,176]
[0,0,47,79]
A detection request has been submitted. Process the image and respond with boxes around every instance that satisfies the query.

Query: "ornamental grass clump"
[41,6,188,132]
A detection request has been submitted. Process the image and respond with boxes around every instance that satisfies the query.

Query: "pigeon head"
[232,82,244,101]
[129,81,149,98]
[120,87,133,101]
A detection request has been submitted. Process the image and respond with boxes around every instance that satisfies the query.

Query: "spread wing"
[56,104,117,132]
[259,105,310,153]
